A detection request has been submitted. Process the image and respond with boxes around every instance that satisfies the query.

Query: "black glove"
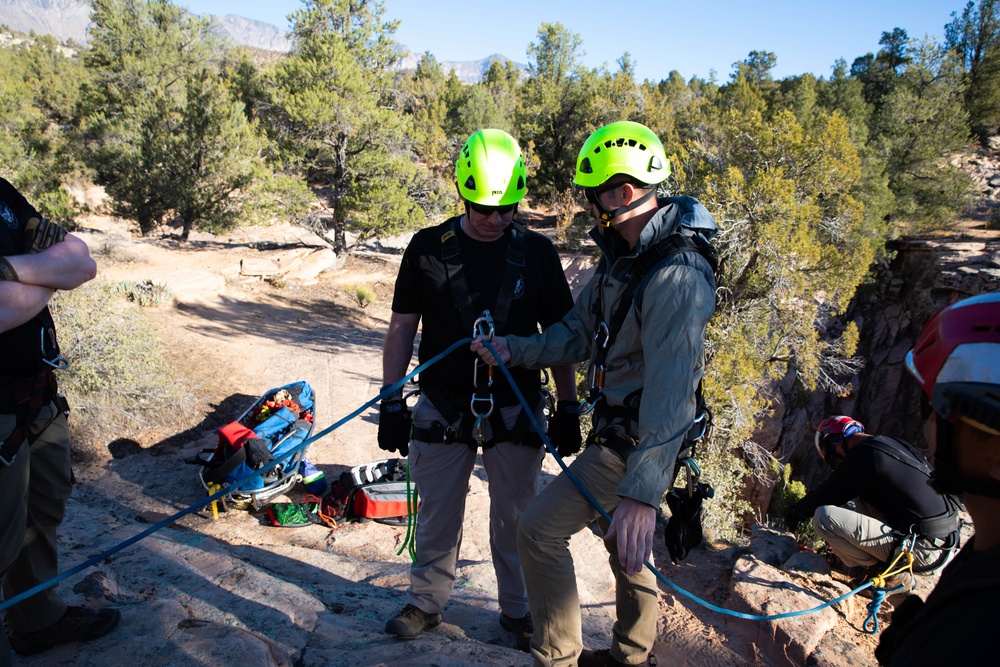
[22,217,67,254]
[378,397,411,457]
[547,400,583,457]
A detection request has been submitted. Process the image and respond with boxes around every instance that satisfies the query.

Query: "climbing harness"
[578,321,608,416]
[582,227,717,419]
[419,222,542,449]
[479,339,889,625]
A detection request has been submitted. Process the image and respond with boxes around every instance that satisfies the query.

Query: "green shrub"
[112,280,174,307]
[768,459,824,550]
[49,281,187,453]
[348,284,376,308]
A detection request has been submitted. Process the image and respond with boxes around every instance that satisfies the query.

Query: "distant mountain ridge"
[0,0,525,83]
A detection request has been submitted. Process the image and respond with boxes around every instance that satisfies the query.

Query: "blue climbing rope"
[0,338,472,614]
[2,333,901,629]
[479,339,894,623]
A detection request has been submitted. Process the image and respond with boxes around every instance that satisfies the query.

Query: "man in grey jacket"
[472,121,717,667]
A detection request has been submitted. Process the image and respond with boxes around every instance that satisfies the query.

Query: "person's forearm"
[0,282,54,332]
[383,313,419,385]
[6,234,97,290]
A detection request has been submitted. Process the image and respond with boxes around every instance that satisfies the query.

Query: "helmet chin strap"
[930,419,1000,499]
[595,188,657,227]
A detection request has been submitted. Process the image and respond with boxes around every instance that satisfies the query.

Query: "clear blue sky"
[180,0,960,82]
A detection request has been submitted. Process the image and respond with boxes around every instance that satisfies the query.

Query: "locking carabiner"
[473,310,495,341]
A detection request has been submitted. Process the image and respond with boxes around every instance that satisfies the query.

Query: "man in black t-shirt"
[379,130,577,651]
[786,416,959,591]
[0,176,112,662]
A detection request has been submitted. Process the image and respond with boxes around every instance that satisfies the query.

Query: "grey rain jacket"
[507,197,717,506]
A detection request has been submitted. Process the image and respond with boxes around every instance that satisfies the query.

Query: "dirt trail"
[8,217,895,666]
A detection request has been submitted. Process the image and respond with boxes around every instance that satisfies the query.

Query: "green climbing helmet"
[573,121,670,188]
[456,129,528,206]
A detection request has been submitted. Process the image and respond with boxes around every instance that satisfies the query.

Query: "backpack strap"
[441,220,477,334]
[0,369,58,466]
[860,436,933,477]
[587,230,716,416]
[860,436,961,540]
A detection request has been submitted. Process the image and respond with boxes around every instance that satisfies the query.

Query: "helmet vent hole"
[628,139,637,147]
[464,176,476,191]
[517,175,525,190]
[604,140,613,148]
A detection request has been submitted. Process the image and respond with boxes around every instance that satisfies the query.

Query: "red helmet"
[906,292,1000,435]
[814,416,864,462]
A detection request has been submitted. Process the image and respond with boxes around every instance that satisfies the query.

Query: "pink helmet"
[906,292,1000,435]
[814,416,864,462]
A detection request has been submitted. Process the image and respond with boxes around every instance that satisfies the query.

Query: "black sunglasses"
[469,201,517,216]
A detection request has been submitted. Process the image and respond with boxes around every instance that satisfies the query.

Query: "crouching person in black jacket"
[786,415,960,593]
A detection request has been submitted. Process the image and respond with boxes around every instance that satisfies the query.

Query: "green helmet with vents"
[573,121,670,188]
[456,129,528,206]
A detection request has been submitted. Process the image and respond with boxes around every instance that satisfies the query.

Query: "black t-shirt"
[391,216,573,406]
[0,177,51,382]
[789,436,952,532]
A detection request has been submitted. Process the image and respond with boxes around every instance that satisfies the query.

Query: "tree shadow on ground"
[147,392,258,456]
[172,292,383,355]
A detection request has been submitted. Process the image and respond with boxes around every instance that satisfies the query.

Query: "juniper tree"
[266,0,433,252]
[82,0,280,238]
[516,22,599,198]
[946,0,1000,140]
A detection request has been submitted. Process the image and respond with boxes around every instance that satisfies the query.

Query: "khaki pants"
[0,403,72,665]
[406,395,544,618]
[813,500,956,574]
[518,444,658,667]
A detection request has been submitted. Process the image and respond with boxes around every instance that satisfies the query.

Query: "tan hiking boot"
[384,603,442,638]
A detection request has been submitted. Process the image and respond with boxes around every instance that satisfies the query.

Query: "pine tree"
[82,0,279,238]
[516,22,599,197]
[266,0,431,252]
[946,0,1000,140]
